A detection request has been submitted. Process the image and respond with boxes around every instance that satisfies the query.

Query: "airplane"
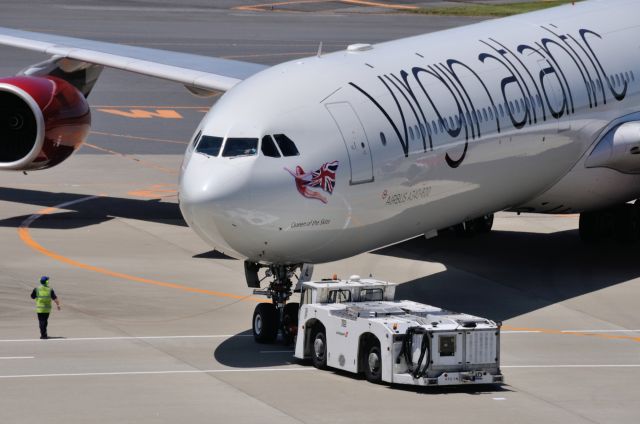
[1,0,639,343]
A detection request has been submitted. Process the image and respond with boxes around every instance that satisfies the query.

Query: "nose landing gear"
[246,262,309,344]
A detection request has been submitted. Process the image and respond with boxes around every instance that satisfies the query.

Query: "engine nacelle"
[0,76,90,171]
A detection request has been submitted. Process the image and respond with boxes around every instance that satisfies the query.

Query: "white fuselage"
[179,0,640,264]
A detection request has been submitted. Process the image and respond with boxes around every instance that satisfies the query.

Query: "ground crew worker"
[30,276,61,339]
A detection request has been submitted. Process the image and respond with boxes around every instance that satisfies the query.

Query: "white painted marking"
[0,356,34,360]
[503,329,640,334]
[0,368,314,379]
[0,335,252,343]
[260,350,294,354]
[492,397,506,401]
[560,329,640,333]
[503,364,640,369]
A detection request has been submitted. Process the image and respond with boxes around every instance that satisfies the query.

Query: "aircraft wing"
[0,26,267,92]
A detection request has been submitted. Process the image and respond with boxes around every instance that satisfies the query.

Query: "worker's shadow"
[213,331,298,368]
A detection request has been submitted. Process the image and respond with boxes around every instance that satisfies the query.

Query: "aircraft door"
[326,102,374,185]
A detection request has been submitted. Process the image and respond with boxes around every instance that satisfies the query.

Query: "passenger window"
[360,288,383,302]
[631,71,635,82]
[488,107,494,121]
[327,289,351,304]
[448,116,454,129]
[408,126,414,140]
[273,134,300,157]
[222,138,258,157]
[498,104,504,118]
[415,125,420,139]
[380,132,387,146]
[261,135,280,158]
[195,135,223,156]
[419,123,426,138]
[482,108,488,122]
[432,120,438,135]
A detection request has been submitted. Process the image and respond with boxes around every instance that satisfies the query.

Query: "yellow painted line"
[234,0,417,12]
[83,143,179,176]
[90,130,188,145]
[97,109,183,119]
[502,325,640,343]
[17,196,263,303]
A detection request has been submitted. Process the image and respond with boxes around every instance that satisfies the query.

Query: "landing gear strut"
[247,263,308,344]
[451,213,494,237]
[579,202,640,243]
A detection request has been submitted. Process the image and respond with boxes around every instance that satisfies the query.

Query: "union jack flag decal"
[285,160,339,204]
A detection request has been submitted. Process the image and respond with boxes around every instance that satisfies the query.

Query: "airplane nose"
[178,153,254,257]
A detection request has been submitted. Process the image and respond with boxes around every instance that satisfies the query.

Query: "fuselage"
[179,0,640,264]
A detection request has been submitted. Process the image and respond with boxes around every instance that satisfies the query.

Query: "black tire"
[311,329,327,370]
[363,341,382,384]
[476,214,494,233]
[252,303,278,344]
[614,205,640,243]
[282,303,299,345]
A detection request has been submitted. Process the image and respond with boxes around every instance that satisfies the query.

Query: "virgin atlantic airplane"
[1,0,638,342]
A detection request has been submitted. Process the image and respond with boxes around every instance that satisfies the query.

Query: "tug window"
[328,289,351,304]
[222,138,258,157]
[273,134,300,156]
[360,288,383,302]
[261,135,280,158]
[195,135,223,157]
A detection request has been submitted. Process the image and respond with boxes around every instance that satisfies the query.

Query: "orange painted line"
[340,0,418,10]
[97,109,183,119]
[18,197,263,303]
[83,143,179,176]
[91,106,211,109]
[234,0,417,12]
[90,130,188,145]
[502,325,640,343]
[128,184,178,199]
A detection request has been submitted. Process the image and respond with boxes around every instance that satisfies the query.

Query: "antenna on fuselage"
[317,41,323,58]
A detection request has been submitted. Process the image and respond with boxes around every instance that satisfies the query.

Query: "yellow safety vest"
[35,286,52,313]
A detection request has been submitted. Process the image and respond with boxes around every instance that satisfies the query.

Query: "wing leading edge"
[0,26,268,92]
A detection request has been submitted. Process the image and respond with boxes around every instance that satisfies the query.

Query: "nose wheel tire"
[311,330,327,370]
[364,342,382,384]
[282,302,299,345]
[252,303,278,343]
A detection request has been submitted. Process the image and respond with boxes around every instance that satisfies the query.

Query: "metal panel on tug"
[326,102,374,185]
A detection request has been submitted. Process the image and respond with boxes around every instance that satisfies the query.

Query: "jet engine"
[0,76,90,171]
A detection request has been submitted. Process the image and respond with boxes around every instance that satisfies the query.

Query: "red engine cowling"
[0,76,90,171]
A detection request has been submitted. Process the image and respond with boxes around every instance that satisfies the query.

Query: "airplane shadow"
[213,332,298,368]
[373,228,640,321]
[0,187,187,229]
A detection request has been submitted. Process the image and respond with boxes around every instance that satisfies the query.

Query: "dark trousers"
[37,313,49,338]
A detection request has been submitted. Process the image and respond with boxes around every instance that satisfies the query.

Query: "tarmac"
[1,1,639,423]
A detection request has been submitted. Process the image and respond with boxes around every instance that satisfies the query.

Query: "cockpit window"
[190,130,202,151]
[222,138,258,157]
[195,135,223,156]
[261,135,280,158]
[273,134,300,157]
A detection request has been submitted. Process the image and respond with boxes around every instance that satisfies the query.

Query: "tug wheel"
[252,303,278,343]
[311,330,328,370]
[364,342,382,384]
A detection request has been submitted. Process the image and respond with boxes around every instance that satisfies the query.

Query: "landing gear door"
[326,102,374,185]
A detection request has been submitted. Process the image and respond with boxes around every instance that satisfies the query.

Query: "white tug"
[286,276,503,386]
